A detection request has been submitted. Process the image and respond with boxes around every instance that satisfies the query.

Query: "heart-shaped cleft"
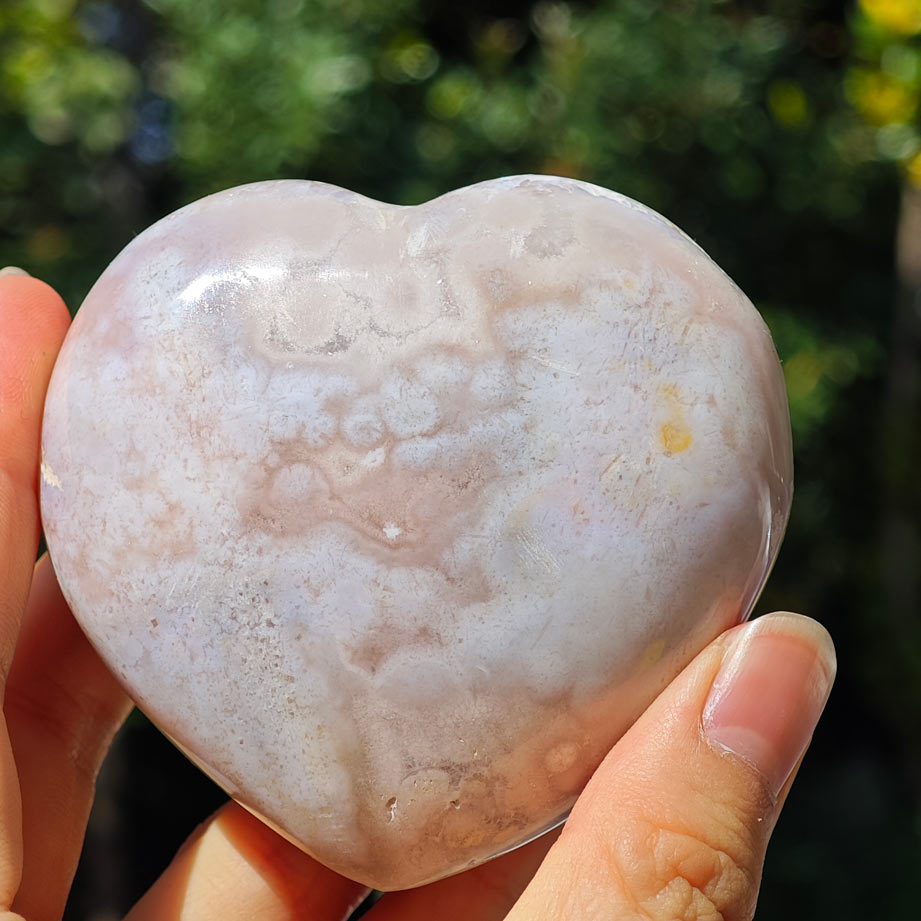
[40,175,792,890]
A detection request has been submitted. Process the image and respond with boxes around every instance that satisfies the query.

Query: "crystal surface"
[40,176,792,889]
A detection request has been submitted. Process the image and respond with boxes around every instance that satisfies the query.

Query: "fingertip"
[0,274,71,342]
[0,275,71,407]
[748,611,837,678]
[702,611,835,799]
[126,802,370,921]
[0,275,70,486]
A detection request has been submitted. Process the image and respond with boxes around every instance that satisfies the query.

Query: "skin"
[0,272,834,921]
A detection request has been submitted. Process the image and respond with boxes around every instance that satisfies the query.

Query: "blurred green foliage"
[2,1,920,919]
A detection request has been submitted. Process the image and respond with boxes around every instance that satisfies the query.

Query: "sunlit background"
[2,0,920,918]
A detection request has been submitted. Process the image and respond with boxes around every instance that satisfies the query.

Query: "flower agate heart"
[40,175,792,889]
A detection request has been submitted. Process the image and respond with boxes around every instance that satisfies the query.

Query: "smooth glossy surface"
[41,176,792,889]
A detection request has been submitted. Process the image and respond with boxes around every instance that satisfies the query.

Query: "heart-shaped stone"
[40,175,791,889]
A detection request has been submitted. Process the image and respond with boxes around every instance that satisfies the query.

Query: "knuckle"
[641,825,756,921]
[593,815,757,921]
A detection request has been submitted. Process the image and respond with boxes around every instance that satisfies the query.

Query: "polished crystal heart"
[40,176,792,889]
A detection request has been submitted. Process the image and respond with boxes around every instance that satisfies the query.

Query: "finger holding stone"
[0,271,70,675]
[366,829,558,921]
[504,612,835,921]
[3,556,132,921]
[0,271,70,908]
[125,802,370,921]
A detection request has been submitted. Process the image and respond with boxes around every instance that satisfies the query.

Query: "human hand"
[0,267,835,921]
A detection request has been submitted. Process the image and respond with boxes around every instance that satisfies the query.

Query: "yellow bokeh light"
[860,0,921,35]
[907,151,921,186]
[847,68,917,124]
[768,80,810,128]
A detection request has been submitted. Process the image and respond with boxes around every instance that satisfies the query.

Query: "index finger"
[0,271,70,675]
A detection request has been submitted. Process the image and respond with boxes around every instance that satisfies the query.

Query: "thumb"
[507,612,835,921]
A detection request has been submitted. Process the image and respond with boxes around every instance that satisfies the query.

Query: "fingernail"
[702,612,836,797]
[0,266,31,277]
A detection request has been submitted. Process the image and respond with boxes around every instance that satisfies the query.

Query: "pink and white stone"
[40,176,792,889]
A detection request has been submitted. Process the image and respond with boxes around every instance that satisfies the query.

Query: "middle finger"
[126,802,370,921]
[5,557,132,921]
